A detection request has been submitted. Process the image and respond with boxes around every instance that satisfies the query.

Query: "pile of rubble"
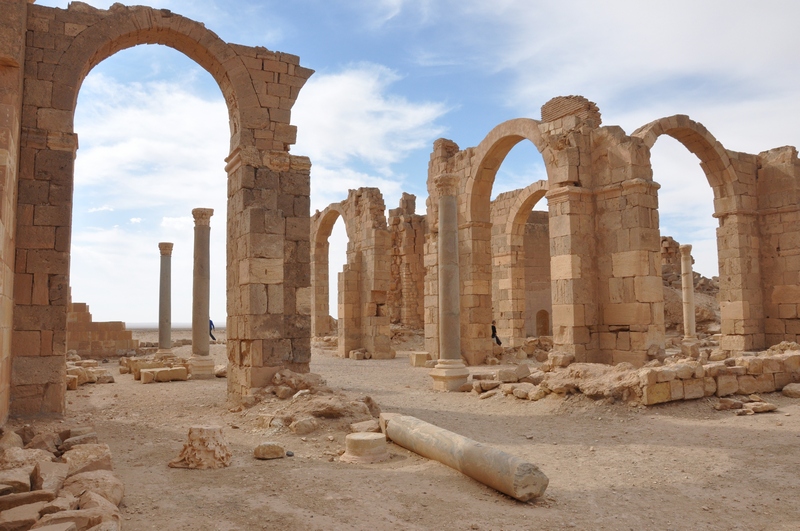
[235,370,381,437]
[66,354,115,391]
[118,354,191,384]
[466,343,800,411]
[0,425,124,530]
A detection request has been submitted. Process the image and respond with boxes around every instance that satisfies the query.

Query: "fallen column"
[381,413,548,502]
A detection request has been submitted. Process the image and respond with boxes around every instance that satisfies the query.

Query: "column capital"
[192,208,214,227]
[158,242,174,256]
[434,174,459,197]
[679,244,692,256]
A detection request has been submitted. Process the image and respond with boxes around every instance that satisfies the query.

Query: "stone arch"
[12,3,313,416]
[632,115,738,208]
[633,115,764,352]
[49,6,259,151]
[459,119,551,364]
[310,204,350,337]
[491,181,549,346]
[467,118,548,225]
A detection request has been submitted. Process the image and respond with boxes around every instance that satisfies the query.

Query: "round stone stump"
[169,425,231,469]
[340,432,389,464]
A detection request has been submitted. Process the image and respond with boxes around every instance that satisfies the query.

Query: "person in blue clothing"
[209,319,216,341]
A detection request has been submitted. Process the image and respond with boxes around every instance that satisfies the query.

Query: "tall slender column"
[157,242,174,356]
[430,174,469,391]
[679,244,697,340]
[190,208,215,378]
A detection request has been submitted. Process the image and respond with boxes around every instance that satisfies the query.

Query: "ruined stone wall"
[757,146,800,346]
[66,302,139,358]
[2,1,313,416]
[0,0,28,424]
[387,193,425,329]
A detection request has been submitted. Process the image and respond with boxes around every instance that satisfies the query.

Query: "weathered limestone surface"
[66,302,138,358]
[382,413,549,501]
[0,1,314,416]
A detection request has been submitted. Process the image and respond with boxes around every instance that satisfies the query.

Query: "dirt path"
[11,330,800,530]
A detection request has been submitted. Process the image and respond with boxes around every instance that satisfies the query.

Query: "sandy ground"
[9,328,800,531]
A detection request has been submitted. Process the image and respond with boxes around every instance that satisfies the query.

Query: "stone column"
[430,174,469,391]
[157,242,174,356]
[680,244,696,340]
[190,208,215,378]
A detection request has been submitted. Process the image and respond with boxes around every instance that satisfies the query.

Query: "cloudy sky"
[35,0,800,324]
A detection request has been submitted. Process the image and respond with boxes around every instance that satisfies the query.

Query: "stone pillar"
[190,208,215,378]
[680,244,696,340]
[430,175,469,391]
[157,242,174,356]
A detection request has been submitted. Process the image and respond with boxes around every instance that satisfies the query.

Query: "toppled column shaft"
[382,414,548,501]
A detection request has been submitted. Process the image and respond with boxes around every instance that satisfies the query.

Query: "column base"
[189,356,215,379]
[430,359,469,391]
[155,348,174,359]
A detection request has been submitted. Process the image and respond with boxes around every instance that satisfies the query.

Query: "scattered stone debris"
[253,443,285,460]
[466,344,800,407]
[0,425,124,529]
[65,356,115,391]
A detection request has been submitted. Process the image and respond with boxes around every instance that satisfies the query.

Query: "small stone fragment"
[254,443,285,460]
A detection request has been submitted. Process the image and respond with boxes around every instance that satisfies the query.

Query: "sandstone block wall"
[66,302,138,358]
[0,0,28,424]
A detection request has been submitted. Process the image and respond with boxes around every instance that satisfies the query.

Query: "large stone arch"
[633,115,764,351]
[310,204,350,337]
[460,118,550,364]
[491,180,549,346]
[11,3,313,416]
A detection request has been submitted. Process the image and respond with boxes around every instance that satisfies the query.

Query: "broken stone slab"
[0,500,48,530]
[15,426,36,446]
[32,461,70,492]
[60,434,99,453]
[349,419,381,433]
[408,352,429,367]
[168,426,231,470]
[512,383,536,399]
[0,447,55,470]
[30,508,113,530]
[743,402,777,413]
[78,491,121,516]
[66,375,79,390]
[714,398,743,410]
[61,471,124,506]
[41,493,79,515]
[494,369,518,383]
[253,443,285,460]
[60,444,113,477]
[214,365,227,378]
[67,428,95,439]
[339,433,389,464]
[0,490,57,512]
[381,413,548,502]
[31,521,78,531]
[26,432,62,454]
[0,465,34,493]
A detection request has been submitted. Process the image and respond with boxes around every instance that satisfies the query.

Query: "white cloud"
[293,63,448,177]
[88,205,114,213]
[130,218,142,224]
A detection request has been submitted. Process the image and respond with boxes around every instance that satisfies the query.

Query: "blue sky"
[34,0,800,324]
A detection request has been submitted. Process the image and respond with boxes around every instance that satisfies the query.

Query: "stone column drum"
[157,242,174,355]
[190,208,215,378]
[430,174,469,391]
[680,244,697,340]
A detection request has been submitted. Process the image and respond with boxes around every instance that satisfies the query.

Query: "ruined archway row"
[1,1,314,420]
[422,96,800,366]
